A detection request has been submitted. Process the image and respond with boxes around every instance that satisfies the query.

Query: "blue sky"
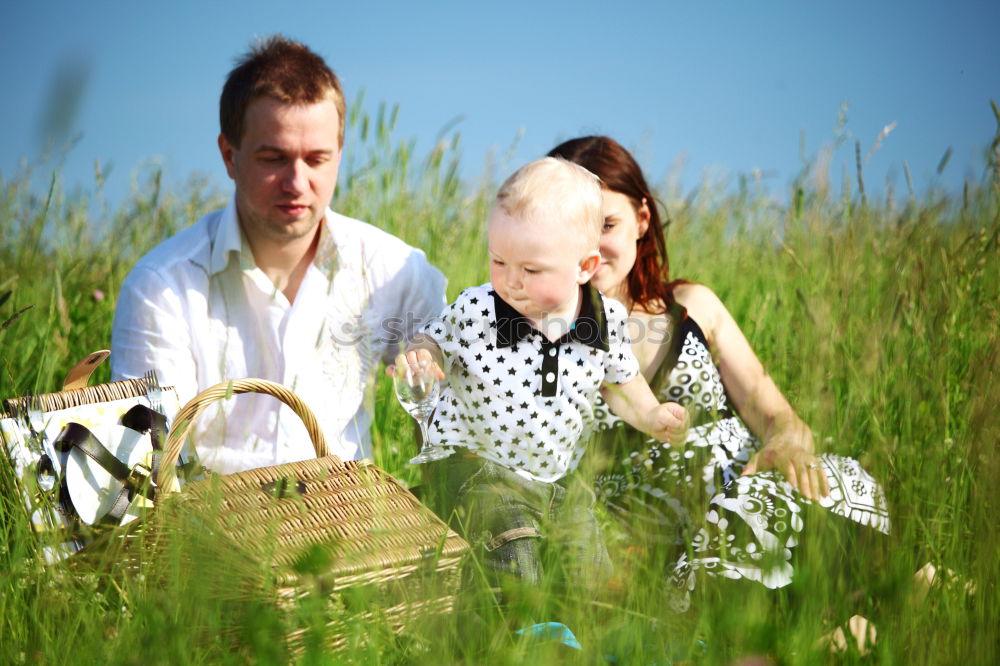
[2,1,998,209]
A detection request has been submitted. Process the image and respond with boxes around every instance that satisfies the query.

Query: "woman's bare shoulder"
[671,282,728,339]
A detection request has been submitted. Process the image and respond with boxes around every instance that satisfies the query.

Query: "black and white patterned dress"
[591,303,890,611]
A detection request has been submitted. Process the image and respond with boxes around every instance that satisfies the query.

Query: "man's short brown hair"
[220,35,346,148]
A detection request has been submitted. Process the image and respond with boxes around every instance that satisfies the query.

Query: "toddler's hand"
[645,402,689,447]
[387,349,445,381]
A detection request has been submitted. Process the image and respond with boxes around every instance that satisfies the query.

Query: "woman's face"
[592,189,650,304]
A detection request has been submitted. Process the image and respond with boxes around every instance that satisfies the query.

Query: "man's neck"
[245,221,323,304]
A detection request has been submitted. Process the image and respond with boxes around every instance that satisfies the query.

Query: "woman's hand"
[676,283,831,501]
[741,425,830,501]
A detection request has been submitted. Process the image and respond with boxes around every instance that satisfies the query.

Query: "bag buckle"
[127,462,154,491]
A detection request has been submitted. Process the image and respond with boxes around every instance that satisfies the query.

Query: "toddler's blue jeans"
[423,453,612,592]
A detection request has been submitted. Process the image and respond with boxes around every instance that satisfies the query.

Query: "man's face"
[218,96,342,247]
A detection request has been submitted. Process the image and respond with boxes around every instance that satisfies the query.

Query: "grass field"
[2,102,999,664]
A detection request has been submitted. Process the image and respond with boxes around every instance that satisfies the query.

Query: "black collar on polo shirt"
[491,283,609,351]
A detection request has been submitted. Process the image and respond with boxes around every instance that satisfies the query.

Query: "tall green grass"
[2,99,998,664]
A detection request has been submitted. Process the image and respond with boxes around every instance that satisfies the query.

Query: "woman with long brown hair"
[548,136,890,612]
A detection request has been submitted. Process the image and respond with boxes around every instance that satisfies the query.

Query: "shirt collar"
[208,196,338,276]
[209,197,252,275]
[492,282,609,351]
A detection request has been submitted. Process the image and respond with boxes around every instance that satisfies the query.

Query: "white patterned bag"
[0,351,199,562]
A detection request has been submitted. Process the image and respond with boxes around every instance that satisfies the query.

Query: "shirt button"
[548,348,557,357]
[545,372,555,383]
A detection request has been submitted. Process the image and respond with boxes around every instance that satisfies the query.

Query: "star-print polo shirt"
[421,282,639,482]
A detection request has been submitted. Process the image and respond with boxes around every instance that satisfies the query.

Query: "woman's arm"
[674,283,830,500]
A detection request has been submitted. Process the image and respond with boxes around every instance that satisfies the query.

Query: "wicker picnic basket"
[0,353,191,559]
[76,378,469,652]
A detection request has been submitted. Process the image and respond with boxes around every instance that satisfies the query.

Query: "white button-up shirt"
[110,197,446,473]
[422,283,638,482]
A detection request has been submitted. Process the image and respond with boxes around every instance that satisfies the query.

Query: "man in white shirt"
[110,36,446,473]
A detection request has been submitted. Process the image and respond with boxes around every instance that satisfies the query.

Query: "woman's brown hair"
[548,136,676,313]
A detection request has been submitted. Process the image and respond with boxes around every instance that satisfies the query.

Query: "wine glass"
[393,360,449,464]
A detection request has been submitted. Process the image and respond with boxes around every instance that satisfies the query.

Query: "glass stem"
[418,419,432,451]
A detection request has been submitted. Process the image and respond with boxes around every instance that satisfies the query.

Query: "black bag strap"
[120,404,167,451]
[54,423,131,481]
[120,404,169,478]
[104,486,134,524]
[52,423,155,502]
[52,423,145,524]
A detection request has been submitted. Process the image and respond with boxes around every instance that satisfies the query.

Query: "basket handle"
[156,379,330,494]
[62,349,110,390]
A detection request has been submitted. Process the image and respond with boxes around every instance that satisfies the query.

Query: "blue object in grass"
[514,622,582,650]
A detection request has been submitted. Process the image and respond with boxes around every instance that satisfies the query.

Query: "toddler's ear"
[578,250,601,283]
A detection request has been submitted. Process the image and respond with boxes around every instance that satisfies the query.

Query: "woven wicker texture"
[155,378,330,492]
[1,377,151,417]
[79,378,468,651]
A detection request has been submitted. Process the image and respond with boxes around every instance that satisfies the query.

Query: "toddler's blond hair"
[493,157,603,252]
